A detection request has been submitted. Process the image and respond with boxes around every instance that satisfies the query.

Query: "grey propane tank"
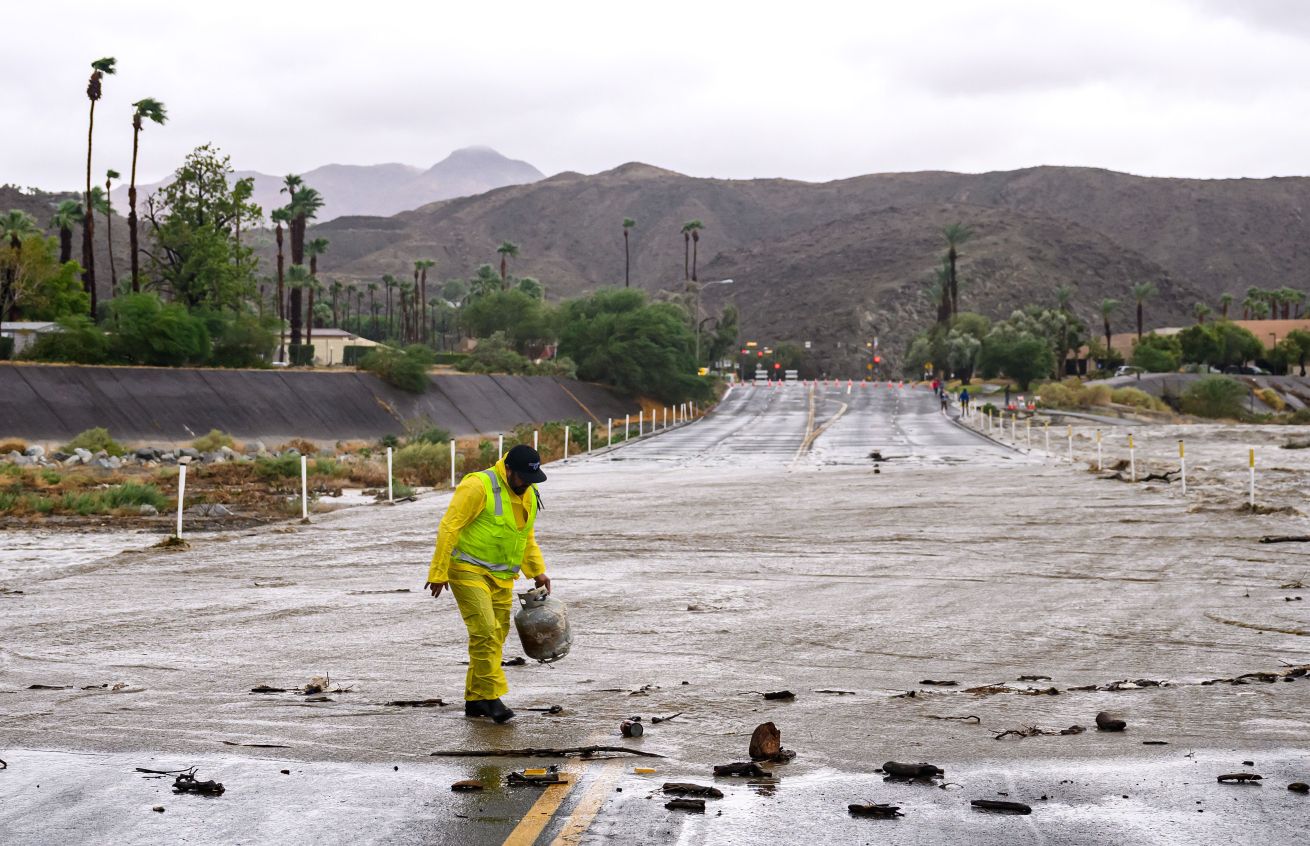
[514,587,573,663]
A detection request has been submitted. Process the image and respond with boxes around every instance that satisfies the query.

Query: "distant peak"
[604,162,682,179]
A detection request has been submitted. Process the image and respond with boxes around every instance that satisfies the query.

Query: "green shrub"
[192,429,236,452]
[1084,384,1112,406]
[342,345,369,366]
[62,427,124,457]
[107,293,211,366]
[1256,388,1286,412]
[1180,375,1248,419]
[0,337,13,360]
[359,345,433,393]
[23,316,112,363]
[393,442,452,485]
[204,309,279,368]
[59,492,99,516]
[1130,333,1182,373]
[254,454,301,479]
[1109,387,1165,411]
[101,483,168,511]
[1034,382,1074,408]
[478,439,499,466]
[288,344,316,367]
[409,425,453,446]
[311,458,347,477]
[1289,407,1310,424]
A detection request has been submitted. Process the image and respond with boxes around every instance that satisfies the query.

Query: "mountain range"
[112,146,544,222]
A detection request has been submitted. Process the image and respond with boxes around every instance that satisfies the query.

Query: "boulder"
[135,447,159,461]
[138,504,159,516]
[12,454,33,467]
[63,454,83,466]
[24,445,45,458]
[106,456,122,470]
[186,503,234,518]
[73,448,93,462]
[179,448,201,459]
[246,440,267,455]
[51,452,70,462]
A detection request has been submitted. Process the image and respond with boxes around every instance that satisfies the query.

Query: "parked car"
[1222,365,1269,375]
[1114,365,1143,377]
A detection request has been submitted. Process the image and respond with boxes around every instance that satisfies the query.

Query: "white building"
[1,321,61,356]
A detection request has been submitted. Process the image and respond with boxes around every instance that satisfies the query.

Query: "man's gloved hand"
[534,574,552,595]
[425,581,447,599]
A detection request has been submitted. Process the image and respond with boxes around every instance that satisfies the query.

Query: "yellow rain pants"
[450,569,515,700]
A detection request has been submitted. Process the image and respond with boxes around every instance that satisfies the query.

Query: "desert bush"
[254,454,301,479]
[278,438,319,455]
[1083,384,1112,406]
[359,345,433,393]
[0,438,27,454]
[62,427,124,457]
[393,442,452,485]
[100,483,168,511]
[192,429,236,452]
[311,458,348,478]
[1256,388,1286,412]
[1180,376,1248,419]
[408,425,453,446]
[1288,407,1310,425]
[1110,387,1168,411]
[1034,382,1075,408]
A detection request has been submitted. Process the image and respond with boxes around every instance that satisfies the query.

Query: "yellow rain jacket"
[428,456,546,586]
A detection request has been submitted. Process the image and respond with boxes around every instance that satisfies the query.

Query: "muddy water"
[1,382,1307,844]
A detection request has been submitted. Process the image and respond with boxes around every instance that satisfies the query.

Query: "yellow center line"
[548,759,625,846]
[502,769,581,846]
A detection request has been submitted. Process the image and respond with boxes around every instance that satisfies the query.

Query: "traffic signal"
[773,362,781,369]
[873,355,881,364]
[757,351,764,357]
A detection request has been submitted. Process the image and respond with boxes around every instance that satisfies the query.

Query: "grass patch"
[0,438,27,454]
[62,427,125,457]
[1180,376,1248,419]
[192,429,237,452]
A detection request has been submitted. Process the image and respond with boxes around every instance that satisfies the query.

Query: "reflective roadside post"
[1129,434,1136,482]
[497,434,504,458]
[625,414,630,439]
[1179,440,1186,495]
[639,410,644,437]
[175,462,187,539]
[300,455,309,520]
[450,439,456,488]
[386,447,394,504]
[533,430,539,451]
[1067,425,1073,463]
[1044,420,1050,454]
[1096,429,1103,471]
[1249,446,1256,508]
[587,422,592,452]
[564,426,570,460]
[608,418,612,447]
[1026,419,1031,449]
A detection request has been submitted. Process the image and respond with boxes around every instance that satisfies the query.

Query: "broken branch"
[430,746,665,759]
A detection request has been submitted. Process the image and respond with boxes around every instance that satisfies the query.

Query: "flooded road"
[2,382,1307,844]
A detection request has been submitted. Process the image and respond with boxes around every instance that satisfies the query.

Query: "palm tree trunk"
[1136,302,1144,340]
[104,179,117,295]
[683,233,689,280]
[691,232,699,282]
[370,290,377,336]
[83,99,98,316]
[948,247,959,318]
[420,267,429,342]
[1104,318,1112,365]
[624,229,630,288]
[59,228,73,264]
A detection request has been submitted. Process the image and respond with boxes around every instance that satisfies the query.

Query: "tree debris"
[1217,773,1262,784]
[26,684,69,690]
[663,783,723,799]
[665,798,706,812]
[814,689,855,695]
[524,705,564,714]
[1017,675,1052,682]
[926,714,982,723]
[1288,782,1308,793]
[220,741,290,749]
[347,588,412,594]
[848,802,903,818]
[920,679,958,686]
[430,746,665,759]
[172,772,225,796]
[882,761,944,781]
[1095,711,1127,732]
[386,698,447,707]
[502,656,527,667]
[451,780,484,792]
[1259,536,1310,544]
[650,712,682,723]
[762,690,795,700]
[971,799,1032,814]
[713,762,772,778]
[993,724,1084,740]
[250,685,287,694]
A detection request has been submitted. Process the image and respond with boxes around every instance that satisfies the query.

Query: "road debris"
[220,741,289,749]
[749,722,790,762]
[1288,782,1308,793]
[762,690,795,700]
[920,679,958,686]
[1217,773,1262,784]
[848,802,903,818]
[621,718,644,737]
[971,799,1032,814]
[346,588,412,595]
[881,761,944,781]
[508,767,566,786]
[1017,675,1051,682]
[994,724,1084,739]
[151,806,164,813]
[172,771,225,796]
[26,684,69,690]
[927,714,982,723]
[502,656,527,667]
[663,783,723,799]
[451,779,484,792]
[665,798,706,812]
[524,705,564,714]
[385,698,447,707]
[1095,711,1127,731]
[650,712,682,723]
[431,746,665,759]
[713,762,772,778]
[1259,536,1310,544]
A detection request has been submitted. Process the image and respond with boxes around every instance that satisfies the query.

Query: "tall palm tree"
[1131,282,1157,340]
[496,241,518,285]
[933,257,951,326]
[305,237,329,351]
[622,217,636,288]
[1251,300,1271,319]
[680,221,693,280]
[367,281,379,337]
[2,211,41,324]
[127,97,167,293]
[285,186,323,347]
[942,223,973,319]
[382,274,397,337]
[355,288,365,333]
[1053,284,1075,377]
[1291,290,1306,319]
[1242,287,1262,320]
[1218,292,1233,320]
[681,220,704,281]
[1098,298,1120,365]
[271,207,291,324]
[102,169,120,294]
[50,200,84,264]
[285,264,312,361]
[328,279,343,326]
[416,259,435,342]
[397,279,414,340]
[1193,302,1211,324]
[83,57,117,314]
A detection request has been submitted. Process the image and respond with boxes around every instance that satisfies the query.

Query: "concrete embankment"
[0,363,640,443]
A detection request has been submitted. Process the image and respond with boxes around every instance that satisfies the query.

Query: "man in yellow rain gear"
[425,444,551,724]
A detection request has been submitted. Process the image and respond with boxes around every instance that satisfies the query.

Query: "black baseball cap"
[505,444,547,483]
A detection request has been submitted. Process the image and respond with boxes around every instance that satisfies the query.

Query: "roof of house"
[278,328,379,341]
[1,321,59,331]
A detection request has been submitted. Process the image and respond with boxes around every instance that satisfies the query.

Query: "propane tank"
[514,587,573,663]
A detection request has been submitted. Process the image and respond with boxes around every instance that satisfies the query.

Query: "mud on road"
[1,382,1307,844]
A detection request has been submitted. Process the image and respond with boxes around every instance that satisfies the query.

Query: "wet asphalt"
[1,381,1307,845]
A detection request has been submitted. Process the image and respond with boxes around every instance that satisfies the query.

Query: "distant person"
[959,387,970,416]
[424,445,552,725]
[1004,385,1011,408]
[940,390,950,414]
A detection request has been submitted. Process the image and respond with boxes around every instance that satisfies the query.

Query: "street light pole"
[694,278,734,368]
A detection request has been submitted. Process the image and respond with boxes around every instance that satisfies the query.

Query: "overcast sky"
[4,0,1309,191]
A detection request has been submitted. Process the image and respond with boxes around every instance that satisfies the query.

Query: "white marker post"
[300,455,308,520]
[497,434,504,458]
[608,418,613,447]
[449,439,456,488]
[1129,434,1136,482]
[1179,440,1186,495]
[664,407,669,429]
[587,421,592,452]
[1249,447,1256,508]
[1096,430,1103,471]
[1066,425,1073,463]
[564,426,570,460]
[639,410,644,437]
[1011,413,1016,440]
[387,446,394,503]
[175,463,187,538]
[624,414,630,440]
[533,430,539,451]
[1026,419,1032,449]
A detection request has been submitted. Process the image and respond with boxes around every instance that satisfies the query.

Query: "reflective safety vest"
[452,469,538,578]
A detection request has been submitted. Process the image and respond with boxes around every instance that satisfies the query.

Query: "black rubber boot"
[486,698,516,724]
[464,699,493,718]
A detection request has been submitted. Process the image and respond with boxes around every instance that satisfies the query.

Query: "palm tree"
[285,264,312,361]
[1218,292,1233,320]
[328,279,343,326]
[284,186,324,347]
[942,223,973,319]
[681,220,704,281]
[83,57,116,314]
[933,258,951,326]
[680,221,694,280]
[1242,286,1263,320]
[367,282,379,337]
[2,211,41,324]
[496,241,518,285]
[271,207,291,324]
[102,169,120,294]
[355,288,365,333]
[305,238,329,351]
[622,217,635,288]
[1251,300,1271,319]
[1098,298,1120,365]
[416,259,435,341]
[50,200,84,264]
[382,274,397,337]
[1131,282,1157,340]
[1291,290,1306,319]
[127,97,166,293]
[1054,284,1075,378]
[1194,302,1211,324]
[397,279,414,340]
[1276,286,1300,319]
